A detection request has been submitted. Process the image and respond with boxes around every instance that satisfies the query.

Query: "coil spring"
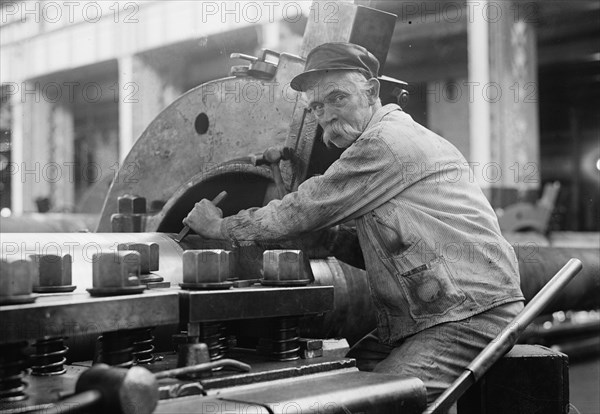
[97,331,134,368]
[258,317,300,361]
[31,337,68,376]
[199,322,227,370]
[132,328,155,364]
[0,342,29,402]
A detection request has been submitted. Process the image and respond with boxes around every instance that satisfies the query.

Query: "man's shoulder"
[357,106,417,150]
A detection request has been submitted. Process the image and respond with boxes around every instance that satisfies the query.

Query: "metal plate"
[181,285,333,323]
[0,290,179,344]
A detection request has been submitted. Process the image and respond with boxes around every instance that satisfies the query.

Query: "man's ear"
[366,78,380,104]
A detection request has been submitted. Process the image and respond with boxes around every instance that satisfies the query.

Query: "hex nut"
[118,243,159,274]
[223,250,237,279]
[117,195,147,214]
[111,214,144,233]
[182,250,230,284]
[31,254,72,287]
[263,250,308,281]
[0,258,36,297]
[92,251,141,288]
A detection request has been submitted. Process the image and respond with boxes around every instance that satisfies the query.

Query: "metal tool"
[155,359,250,379]
[27,364,159,414]
[251,147,293,199]
[175,191,228,243]
[424,258,583,414]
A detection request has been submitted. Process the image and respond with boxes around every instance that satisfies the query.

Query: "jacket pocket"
[396,256,466,319]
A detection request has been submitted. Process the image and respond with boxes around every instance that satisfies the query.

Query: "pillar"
[467,0,540,208]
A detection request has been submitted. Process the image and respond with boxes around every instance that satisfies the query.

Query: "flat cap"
[291,42,380,92]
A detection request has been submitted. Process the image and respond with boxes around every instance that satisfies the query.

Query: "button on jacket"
[221,104,525,344]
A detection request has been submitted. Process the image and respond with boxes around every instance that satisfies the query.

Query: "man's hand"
[182,199,224,239]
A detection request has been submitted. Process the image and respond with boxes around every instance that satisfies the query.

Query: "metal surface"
[262,250,312,285]
[517,246,599,311]
[182,249,231,286]
[425,258,583,414]
[31,254,73,292]
[0,290,179,344]
[211,371,426,414]
[0,214,98,233]
[96,53,306,232]
[155,359,250,380]
[1,233,185,292]
[180,285,333,323]
[0,257,36,305]
[74,364,158,414]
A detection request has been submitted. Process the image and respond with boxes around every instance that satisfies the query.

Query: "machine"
[1,2,598,413]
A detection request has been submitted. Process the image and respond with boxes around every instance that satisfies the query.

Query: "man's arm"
[219,133,419,244]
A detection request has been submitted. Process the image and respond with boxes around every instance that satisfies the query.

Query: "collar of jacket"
[363,103,402,133]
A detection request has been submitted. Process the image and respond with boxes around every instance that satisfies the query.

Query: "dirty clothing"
[347,300,524,404]
[222,103,524,343]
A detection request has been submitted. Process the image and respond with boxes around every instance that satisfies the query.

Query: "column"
[467,0,540,208]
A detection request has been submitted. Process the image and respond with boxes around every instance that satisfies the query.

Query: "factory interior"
[1,1,599,413]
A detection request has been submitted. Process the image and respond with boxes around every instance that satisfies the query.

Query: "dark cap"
[291,42,380,92]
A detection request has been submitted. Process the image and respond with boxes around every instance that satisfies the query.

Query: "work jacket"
[222,104,525,344]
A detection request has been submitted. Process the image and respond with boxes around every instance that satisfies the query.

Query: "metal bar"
[424,258,583,414]
[155,359,250,379]
[181,285,333,323]
[0,291,179,344]
[27,390,101,414]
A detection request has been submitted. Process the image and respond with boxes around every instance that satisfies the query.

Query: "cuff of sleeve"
[220,217,235,243]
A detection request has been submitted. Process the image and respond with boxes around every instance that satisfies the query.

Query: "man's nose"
[321,105,337,124]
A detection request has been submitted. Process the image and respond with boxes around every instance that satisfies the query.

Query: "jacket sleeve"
[221,131,420,243]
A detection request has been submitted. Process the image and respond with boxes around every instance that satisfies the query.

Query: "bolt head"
[263,250,309,281]
[0,258,36,296]
[31,254,72,287]
[92,252,141,288]
[117,195,147,214]
[182,250,230,284]
[111,214,144,233]
[118,243,159,274]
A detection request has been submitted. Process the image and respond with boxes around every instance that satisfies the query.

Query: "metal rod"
[424,258,583,414]
[155,358,250,379]
[174,191,228,242]
[26,390,102,414]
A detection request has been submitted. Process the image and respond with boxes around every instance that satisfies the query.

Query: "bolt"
[92,252,141,288]
[118,243,159,274]
[182,250,230,284]
[31,254,72,288]
[223,250,237,279]
[111,214,144,233]
[117,195,146,214]
[0,258,36,297]
[262,250,309,281]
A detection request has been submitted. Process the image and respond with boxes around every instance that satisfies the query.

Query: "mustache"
[323,120,362,147]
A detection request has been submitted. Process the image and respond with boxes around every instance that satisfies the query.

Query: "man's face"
[304,72,376,148]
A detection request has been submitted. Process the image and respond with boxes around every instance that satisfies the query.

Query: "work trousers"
[346,301,524,405]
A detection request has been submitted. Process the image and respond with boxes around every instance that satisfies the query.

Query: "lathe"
[1,2,598,413]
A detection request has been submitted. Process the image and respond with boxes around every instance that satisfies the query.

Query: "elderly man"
[184,42,525,402]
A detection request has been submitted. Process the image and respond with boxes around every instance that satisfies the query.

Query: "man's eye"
[310,103,324,112]
[331,94,347,104]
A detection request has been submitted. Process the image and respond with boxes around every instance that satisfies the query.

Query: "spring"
[0,342,29,402]
[132,328,155,364]
[31,337,68,376]
[199,322,227,369]
[97,331,134,368]
[268,317,300,362]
